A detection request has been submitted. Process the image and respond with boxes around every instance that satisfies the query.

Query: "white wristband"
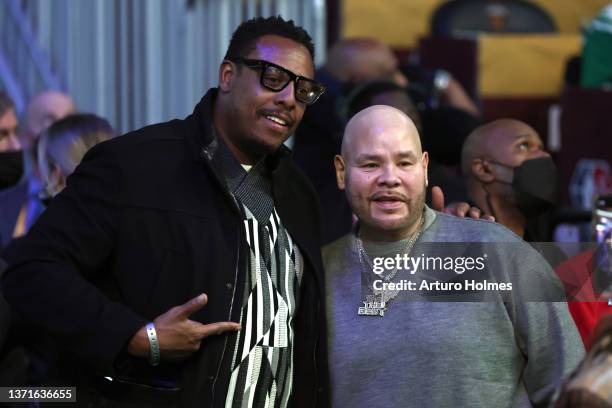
[146,322,160,366]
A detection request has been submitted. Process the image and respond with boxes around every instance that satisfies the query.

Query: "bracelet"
[146,322,160,366]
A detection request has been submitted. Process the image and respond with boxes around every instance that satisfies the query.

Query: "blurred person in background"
[343,80,422,132]
[461,118,558,241]
[12,91,76,239]
[420,106,481,205]
[0,91,27,388]
[0,91,25,251]
[557,0,612,369]
[37,113,115,202]
[0,92,21,152]
[19,91,76,150]
[463,119,612,350]
[399,64,480,117]
[556,195,612,349]
[295,38,409,161]
[1,113,115,390]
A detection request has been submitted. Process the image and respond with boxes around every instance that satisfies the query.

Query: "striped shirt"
[208,133,302,406]
[224,202,303,408]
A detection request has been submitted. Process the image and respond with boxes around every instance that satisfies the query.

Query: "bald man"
[462,119,558,239]
[20,91,76,149]
[325,38,478,114]
[323,105,583,408]
[325,38,409,87]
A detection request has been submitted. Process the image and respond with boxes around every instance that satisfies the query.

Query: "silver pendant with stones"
[357,294,387,317]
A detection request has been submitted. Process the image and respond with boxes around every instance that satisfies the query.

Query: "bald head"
[325,38,408,86]
[461,118,544,176]
[327,38,385,67]
[21,91,76,148]
[342,105,421,160]
[335,105,428,241]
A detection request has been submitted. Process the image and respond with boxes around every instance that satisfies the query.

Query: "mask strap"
[481,157,513,186]
[486,158,512,168]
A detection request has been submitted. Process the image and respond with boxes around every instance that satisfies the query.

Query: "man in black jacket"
[2,16,328,407]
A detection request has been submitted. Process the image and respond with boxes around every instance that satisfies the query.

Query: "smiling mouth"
[371,195,405,209]
[264,114,289,127]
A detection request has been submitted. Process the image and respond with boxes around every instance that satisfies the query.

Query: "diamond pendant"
[357,294,387,317]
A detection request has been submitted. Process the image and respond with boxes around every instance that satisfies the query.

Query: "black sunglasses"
[228,58,326,105]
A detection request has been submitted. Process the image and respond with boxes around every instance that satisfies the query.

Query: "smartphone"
[593,195,612,245]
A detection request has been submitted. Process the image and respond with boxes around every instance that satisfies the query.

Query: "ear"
[44,164,64,197]
[422,151,429,187]
[472,158,495,183]
[50,165,65,192]
[334,155,347,190]
[218,60,236,92]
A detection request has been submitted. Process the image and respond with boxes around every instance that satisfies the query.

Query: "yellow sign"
[342,0,608,48]
[478,34,580,97]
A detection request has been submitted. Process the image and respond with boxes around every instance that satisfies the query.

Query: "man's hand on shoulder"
[431,186,495,222]
[127,293,241,362]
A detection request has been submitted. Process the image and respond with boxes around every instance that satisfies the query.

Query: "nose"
[378,164,401,186]
[10,133,21,150]
[273,80,297,108]
[531,148,550,160]
[535,150,550,158]
[4,132,21,151]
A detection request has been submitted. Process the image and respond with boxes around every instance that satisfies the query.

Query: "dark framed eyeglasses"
[228,57,326,105]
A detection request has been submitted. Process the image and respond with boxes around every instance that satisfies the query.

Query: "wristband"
[146,322,160,366]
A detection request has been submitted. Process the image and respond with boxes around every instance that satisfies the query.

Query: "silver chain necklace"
[356,215,425,317]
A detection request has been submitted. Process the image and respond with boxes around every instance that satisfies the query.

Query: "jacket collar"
[187,88,292,172]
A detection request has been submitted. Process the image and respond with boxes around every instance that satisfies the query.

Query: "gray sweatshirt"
[323,206,584,408]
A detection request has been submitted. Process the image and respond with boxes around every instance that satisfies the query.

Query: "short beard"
[234,134,277,163]
[353,180,428,241]
[222,99,282,163]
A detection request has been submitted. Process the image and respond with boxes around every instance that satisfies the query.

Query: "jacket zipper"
[210,227,240,406]
[200,147,243,406]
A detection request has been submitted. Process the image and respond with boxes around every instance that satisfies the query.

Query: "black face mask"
[0,150,24,190]
[489,156,559,218]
